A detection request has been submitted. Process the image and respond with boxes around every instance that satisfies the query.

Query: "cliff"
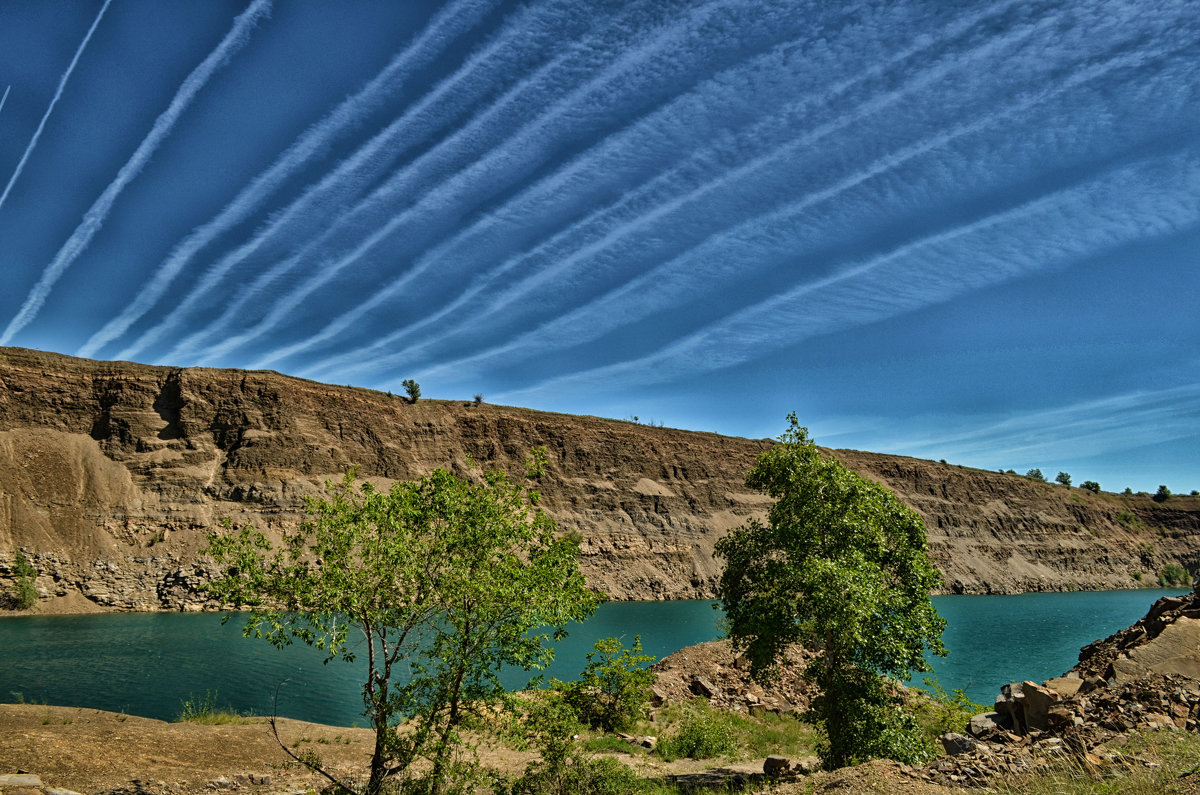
[1,347,1197,612]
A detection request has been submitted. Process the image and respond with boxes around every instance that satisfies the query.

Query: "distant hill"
[1,346,1197,612]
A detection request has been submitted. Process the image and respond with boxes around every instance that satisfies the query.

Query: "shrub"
[474,393,483,406]
[559,635,655,732]
[1159,563,1190,588]
[5,552,38,610]
[1155,485,1172,502]
[1055,472,1072,487]
[1026,468,1046,482]
[177,690,249,724]
[657,701,737,761]
[401,378,421,403]
[1080,481,1101,494]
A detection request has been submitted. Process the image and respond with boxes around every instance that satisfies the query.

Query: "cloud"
[77,0,500,359]
[490,151,1200,401]
[0,0,270,346]
[0,0,111,214]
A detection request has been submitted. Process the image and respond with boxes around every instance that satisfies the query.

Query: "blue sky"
[1,0,1197,494]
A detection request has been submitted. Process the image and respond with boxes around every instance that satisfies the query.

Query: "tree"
[1080,481,1101,494]
[1155,485,1172,502]
[401,378,421,403]
[1025,468,1045,482]
[3,551,38,610]
[205,453,597,795]
[558,635,655,732]
[1055,471,1072,487]
[715,415,945,769]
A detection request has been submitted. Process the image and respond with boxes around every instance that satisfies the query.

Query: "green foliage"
[205,456,598,795]
[5,551,38,610]
[558,635,655,732]
[401,378,421,403]
[1154,485,1172,502]
[657,700,738,761]
[715,414,946,770]
[1026,468,1046,482]
[1159,562,1190,588]
[176,690,250,724]
[912,679,986,740]
[1080,481,1101,494]
[1056,471,1072,487]
[504,691,653,795]
[474,393,484,406]
[1124,487,1134,495]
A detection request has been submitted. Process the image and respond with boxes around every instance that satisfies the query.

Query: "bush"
[1026,468,1046,482]
[1159,563,1190,588]
[1080,481,1101,494]
[1055,472,1072,487]
[657,701,737,761]
[559,636,655,733]
[5,552,38,610]
[1155,485,1172,502]
[401,378,421,403]
[176,690,249,724]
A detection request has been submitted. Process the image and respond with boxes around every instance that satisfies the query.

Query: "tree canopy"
[205,454,597,795]
[716,414,946,768]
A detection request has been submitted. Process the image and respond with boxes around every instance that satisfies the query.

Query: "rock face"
[1,346,1198,612]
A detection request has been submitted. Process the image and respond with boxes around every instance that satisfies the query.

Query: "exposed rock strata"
[1,346,1198,612]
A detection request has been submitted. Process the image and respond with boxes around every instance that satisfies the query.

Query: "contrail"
[493,151,1200,400]
[115,0,590,363]
[167,0,736,363]
[77,0,500,359]
[0,0,111,214]
[0,0,272,347]
[410,34,1193,386]
[0,85,11,117]
[285,0,1031,377]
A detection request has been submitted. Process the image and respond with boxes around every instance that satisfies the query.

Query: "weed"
[657,700,738,761]
[176,690,250,724]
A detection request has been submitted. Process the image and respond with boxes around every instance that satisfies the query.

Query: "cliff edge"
[1,347,1196,611]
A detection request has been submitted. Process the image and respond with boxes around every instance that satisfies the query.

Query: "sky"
[0,0,1197,494]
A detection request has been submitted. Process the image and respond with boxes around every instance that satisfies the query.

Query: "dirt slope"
[1,346,1196,612]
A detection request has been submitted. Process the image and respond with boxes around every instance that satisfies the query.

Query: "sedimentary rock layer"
[1,347,1196,611]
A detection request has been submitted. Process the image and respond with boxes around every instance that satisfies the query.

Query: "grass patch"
[175,690,252,725]
[580,735,641,754]
[994,729,1200,795]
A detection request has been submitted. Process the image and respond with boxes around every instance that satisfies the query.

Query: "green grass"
[175,690,252,725]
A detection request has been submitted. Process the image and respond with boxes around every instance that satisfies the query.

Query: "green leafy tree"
[558,635,655,732]
[5,551,38,610]
[401,378,421,403]
[1025,468,1046,482]
[205,453,597,795]
[1055,471,1072,487]
[1155,485,1172,502]
[715,414,946,769]
[1080,481,1101,494]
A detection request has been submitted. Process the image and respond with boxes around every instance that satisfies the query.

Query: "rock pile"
[1072,592,1200,681]
[649,639,819,716]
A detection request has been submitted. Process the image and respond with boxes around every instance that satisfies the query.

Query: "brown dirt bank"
[2,346,1198,614]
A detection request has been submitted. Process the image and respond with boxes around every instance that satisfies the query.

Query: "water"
[0,589,1185,725]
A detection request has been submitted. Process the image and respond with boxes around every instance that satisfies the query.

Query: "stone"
[1113,618,1200,682]
[691,676,720,699]
[1020,681,1059,732]
[0,776,44,788]
[638,735,658,750]
[794,756,822,774]
[1043,676,1083,699]
[967,711,1010,738]
[763,755,793,776]
[941,732,976,755]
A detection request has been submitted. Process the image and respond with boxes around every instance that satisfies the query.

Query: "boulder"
[763,755,793,776]
[691,676,721,699]
[1113,617,1200,682]
[967,711,1012,738]
[941,732,976,755]
[1043,677,1083,699]
[1021,681,1059,731]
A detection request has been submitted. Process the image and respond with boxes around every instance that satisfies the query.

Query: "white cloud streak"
[115,0,587,363]
[0,0,111,214]
[172,0,767,363]
[0,0,271,347]
[273,0,1029,376]
[492,151,1200,402]
[0,84,11,117]
[77,0,499,359]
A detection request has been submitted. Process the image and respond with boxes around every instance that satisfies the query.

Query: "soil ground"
[0,703,957,795]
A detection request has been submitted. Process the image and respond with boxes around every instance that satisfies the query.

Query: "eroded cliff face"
[1,347,1197,612]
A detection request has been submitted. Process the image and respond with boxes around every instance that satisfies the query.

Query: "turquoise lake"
[0,589,1186,726]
